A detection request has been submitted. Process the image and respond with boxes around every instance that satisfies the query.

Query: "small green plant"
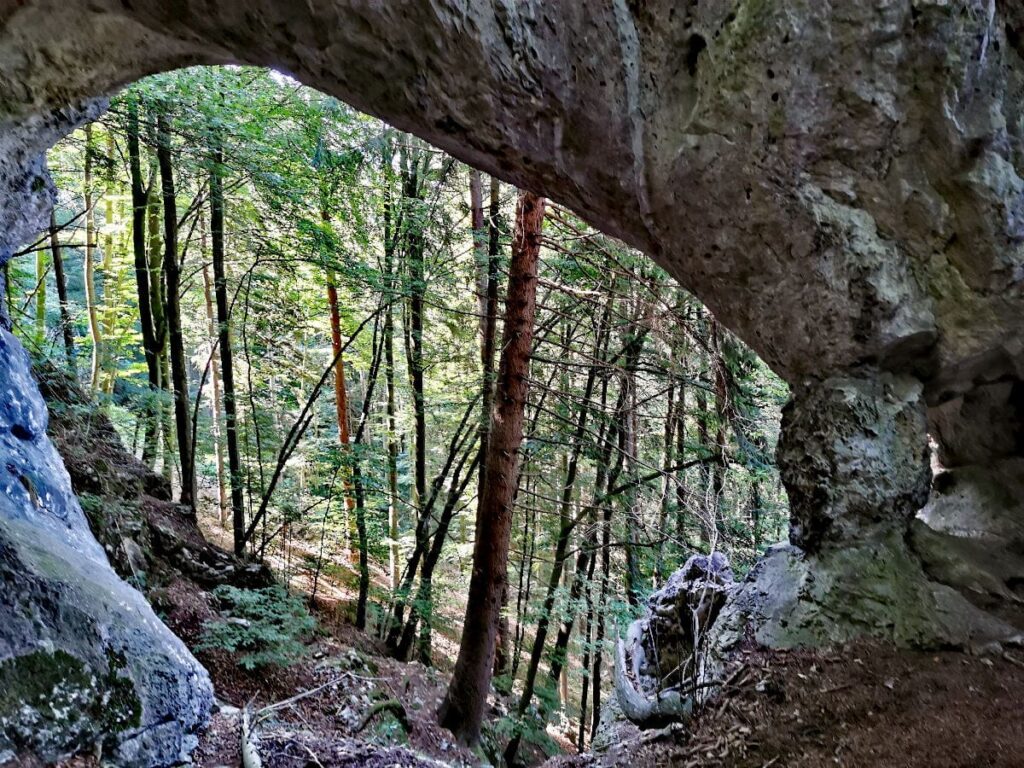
[198,585,316,670]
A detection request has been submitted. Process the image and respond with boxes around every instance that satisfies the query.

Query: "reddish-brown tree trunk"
[438,190,545,747]
[326,261,356,548]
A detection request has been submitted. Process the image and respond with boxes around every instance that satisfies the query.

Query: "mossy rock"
[0,648,141,763]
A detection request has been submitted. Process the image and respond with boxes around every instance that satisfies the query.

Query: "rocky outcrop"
[34,360,272,592]
[0,331,212,764]
[3,1,1024,760]
[615,553,734,726]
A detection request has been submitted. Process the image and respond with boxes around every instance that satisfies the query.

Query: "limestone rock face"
[2,0,1024,760]
[0,1,1023,390]
[778,375,932,551]
[0,330,212,765]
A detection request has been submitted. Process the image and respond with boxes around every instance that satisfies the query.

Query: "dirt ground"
[547,642,1024,768]
[188,608,477,768]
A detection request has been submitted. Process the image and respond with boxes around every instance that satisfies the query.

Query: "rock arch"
[2,0,1024,762]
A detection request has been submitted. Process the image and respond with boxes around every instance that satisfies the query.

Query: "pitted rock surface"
[0,330,212,765]
[0,1,1023,393]
[2,1,1024,760]
[778,374,932,550]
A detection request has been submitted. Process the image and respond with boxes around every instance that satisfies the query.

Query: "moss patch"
[0,648,141,761]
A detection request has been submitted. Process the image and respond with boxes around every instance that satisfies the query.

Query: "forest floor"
[168,576,479,768]
[546,642,1024,768]
[38,367,1024,768]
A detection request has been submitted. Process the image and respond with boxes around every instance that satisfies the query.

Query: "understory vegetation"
[6,66,788,761]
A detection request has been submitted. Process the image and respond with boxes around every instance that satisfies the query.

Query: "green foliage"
[25,62,794,749]
[198,585,316,670]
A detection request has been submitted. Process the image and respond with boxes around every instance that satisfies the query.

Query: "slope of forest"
[37,352,1024,768]
[31,373,1024,768]
[2,64,790,764]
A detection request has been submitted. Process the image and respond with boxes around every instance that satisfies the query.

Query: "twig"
[241,703,262,768]
[255,676,350,723]
[296,740,324,768]
[1002,651,1024,670]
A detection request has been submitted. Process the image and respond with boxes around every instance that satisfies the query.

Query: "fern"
[198,585,316,670]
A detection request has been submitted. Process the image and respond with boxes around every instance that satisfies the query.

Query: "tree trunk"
[470,169,487,345]
[592,384,628,742]
[49,211,75,368]
[127,96,162,465]
[438,190,545,748]
[383,154,401,592]
[100,130,116,392]
[34,225,47,348]
[326,260,356,543]
[202,260,229,526]
[480,177,508,673]
[83,123,102,390]
[621,291,650,606]
[157,108,195,508]
[401,146,428,514]
[147,164,171,479]
[576,547,598,751]
[655,345,677,585]
[210,140,246,554]
[353,323,384,630]
[510,474,536,683]
[710,318,728,542]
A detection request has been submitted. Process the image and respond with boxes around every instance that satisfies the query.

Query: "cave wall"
[3,0,1024,762]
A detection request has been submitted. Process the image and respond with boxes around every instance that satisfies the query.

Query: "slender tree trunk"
[621,292,650,606]
[711,318,728,543]
[100,130,116,392]
[83,123,102,390]
[407,173,427,515]
[470,169,487,344]
[210,141,245,554]
[655,346,677,585]
[673,297,690,541]
[326,259,356,545]
[383,160,401,592]
[576,547,598,751]
[354,323,385,630]
[510,474,536,682]
[157,109,195,508]
[148,166,171,478]
[477,176,501,488]
[202,260,229,526]
[480,177,509,674]
[34,229,47,348]
[50,212,75,368]
[750,476,763,552]
[592,385,628,742]
[128,97,162,464]
[438,190,545,748]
